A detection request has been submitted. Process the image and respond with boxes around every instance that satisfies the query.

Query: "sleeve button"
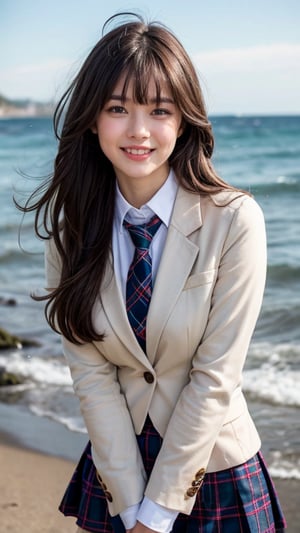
[195,468,206,480]
[192,479,203,487]
[104,490,113,502]
[186,487,198,497]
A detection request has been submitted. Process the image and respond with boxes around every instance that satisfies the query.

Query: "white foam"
[29,404,87,434]
[245,342,300,407]
[269,464,300,480]
[268,451,300,480]
[249,341,300,361]
[0,352,72,386]
[275,175,297,184]
[1,343,299,407]
[244,364,300,406]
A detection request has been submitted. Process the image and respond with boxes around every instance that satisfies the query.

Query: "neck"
[117,171,169,208]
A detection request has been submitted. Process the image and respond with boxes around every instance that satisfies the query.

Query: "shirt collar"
[115,169,178,232]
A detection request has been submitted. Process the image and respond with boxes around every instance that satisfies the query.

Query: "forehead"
[111,72,174,101]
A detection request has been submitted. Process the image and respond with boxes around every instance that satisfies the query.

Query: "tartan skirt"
[59,417,286,532]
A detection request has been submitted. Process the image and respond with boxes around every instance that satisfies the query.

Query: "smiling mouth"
[122,148,153,155]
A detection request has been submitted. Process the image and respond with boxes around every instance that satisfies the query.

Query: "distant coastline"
[0,95,299,120]
[0,94,54,119]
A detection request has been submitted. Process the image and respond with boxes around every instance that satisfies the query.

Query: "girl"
[24,12,286,533]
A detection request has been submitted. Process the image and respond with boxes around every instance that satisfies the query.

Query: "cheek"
[161,128,181,150]
[97,121,117,151]
[98,113,120,133]
[156,124,177,144]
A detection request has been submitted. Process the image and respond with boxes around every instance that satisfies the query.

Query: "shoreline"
[0,404,299,532]
[0,403,85,532]
[0,401,88,462]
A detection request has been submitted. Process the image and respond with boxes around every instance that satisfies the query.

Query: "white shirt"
[112,169,179,532]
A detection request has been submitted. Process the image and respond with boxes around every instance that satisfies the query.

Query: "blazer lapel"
[99,187,202,367]
[146,187,202,364]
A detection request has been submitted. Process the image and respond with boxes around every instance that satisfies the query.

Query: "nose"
[127,111,150,139]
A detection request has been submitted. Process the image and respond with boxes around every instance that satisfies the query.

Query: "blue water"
[0,115,299,479]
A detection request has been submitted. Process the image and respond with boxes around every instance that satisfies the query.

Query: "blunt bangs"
[107,53,173,106]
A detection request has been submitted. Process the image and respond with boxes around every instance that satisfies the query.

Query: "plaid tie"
[124,215,162,352]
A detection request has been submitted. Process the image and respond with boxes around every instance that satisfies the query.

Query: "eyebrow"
[109,94,175,104]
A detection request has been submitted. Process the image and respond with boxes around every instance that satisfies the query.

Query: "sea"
[0,115,299,480]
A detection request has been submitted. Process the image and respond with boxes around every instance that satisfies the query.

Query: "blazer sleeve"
[144,195,267,513]
[44,239,147,516]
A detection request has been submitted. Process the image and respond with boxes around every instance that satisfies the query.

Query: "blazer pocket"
[183,269,216,290]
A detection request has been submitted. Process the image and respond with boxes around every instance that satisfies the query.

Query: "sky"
[1,0,300,115]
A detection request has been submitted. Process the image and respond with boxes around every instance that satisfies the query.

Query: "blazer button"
[144,372,154,384]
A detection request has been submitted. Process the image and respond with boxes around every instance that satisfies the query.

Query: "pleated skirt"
[59,417,286,532]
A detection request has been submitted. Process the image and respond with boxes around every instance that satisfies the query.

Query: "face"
[92,75,182,200]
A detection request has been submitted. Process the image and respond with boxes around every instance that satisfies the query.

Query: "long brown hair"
[20,13,238,344]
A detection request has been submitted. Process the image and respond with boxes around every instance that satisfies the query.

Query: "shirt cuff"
[137,497,179,533]
[119,502,140,530]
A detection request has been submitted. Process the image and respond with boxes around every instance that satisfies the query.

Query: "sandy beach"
[0,439,76,533]
[0,429,298,533]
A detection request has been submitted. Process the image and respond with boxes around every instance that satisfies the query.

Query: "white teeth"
[125,148,151,155]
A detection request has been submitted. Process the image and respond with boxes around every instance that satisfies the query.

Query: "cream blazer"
[45,187,267,517]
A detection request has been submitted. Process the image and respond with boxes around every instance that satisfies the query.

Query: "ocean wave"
[0,217,37,232]
[0,248,25,263]
[248,180,300,196]
[249,341,300,359]
[0,352,72,386]
[244,359,300,407]
[1,343,299,409]
[268,451,300,480]
[255,148,300,160]
[267,264,300,283]
[29,404,87,434]
[0,246,44,267]
[275,174,299,184]
[256,304,300,344]
[244,342,300,406]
